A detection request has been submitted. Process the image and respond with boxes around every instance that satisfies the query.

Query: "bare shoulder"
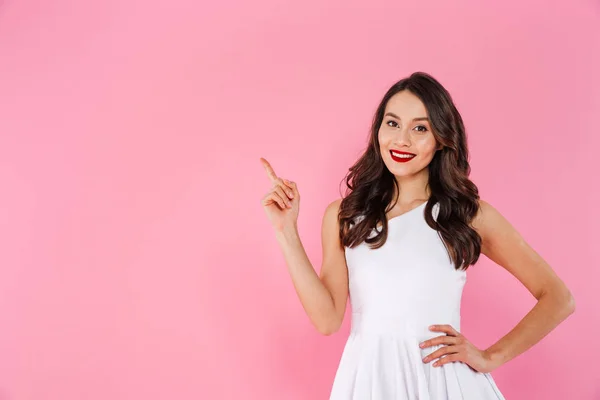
[471,199,522,246]
[325,198,343,217]
[470,199,493,237]
[471,198,520,251]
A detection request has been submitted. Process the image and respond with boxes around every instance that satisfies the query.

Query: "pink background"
[0,0,598,399]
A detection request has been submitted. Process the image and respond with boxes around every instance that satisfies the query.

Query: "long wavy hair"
[338,71,481,271]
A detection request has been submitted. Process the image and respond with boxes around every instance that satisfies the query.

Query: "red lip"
[390,150,416,163]
[390,150,415,155]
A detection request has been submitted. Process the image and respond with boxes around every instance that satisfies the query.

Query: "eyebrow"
[384,112,429,122]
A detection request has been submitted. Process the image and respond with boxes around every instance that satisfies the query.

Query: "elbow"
[318,327,335,336]
[557,284,576,315]
[547,286,576,317]
[541,282,576,317]
[564,291,576,315]
[317,318,342,336]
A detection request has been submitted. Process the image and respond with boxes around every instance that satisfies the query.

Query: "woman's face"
[378,90,441,177]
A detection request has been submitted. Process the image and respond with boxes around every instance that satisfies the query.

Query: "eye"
[385,120,428,132]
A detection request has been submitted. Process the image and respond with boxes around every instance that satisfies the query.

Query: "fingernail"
[422,357,428,362]
[419,343,425,348]
[288,191,294,198]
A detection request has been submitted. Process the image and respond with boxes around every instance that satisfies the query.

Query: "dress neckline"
[376,201,428,229]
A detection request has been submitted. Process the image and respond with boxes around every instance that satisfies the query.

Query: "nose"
[392,127,412,147]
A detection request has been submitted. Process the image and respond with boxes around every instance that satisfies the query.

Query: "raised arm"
[260,157,349,335]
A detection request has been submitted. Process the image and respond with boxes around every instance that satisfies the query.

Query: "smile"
[390,150,416,163]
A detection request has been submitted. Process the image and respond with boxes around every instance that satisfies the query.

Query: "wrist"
[484,347,507,371]
[275,223,299,241]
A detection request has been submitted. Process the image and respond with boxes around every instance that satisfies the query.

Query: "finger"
[281,178,295,198]
[284,179,298,198]
[434,353,462,367]
[420,335,459,349]
[422,345,459,363]
[261,192,280,208]
[272,191,289,209]
[429,324,459,336]
[260,158,278,183]
[264,192,287,210]
[274,178,294,199]
[273,186,292,207]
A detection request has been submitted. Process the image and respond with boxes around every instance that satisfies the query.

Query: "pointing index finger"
[260,157,278,182]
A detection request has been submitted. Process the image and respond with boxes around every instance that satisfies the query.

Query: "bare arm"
[473,199,576,368]
[259,157,349,335]
[275,198,349,335]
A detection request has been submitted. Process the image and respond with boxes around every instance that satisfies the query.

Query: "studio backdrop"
[0,0,598,399]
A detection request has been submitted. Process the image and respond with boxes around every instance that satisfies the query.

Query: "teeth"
[391,151,415,158]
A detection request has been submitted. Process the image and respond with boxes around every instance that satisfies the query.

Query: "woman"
[259,71,575,399]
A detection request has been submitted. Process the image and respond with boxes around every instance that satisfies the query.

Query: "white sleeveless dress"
[329,201,505,399]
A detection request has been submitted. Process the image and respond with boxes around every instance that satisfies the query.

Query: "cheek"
[417,137,438,156]
[378,128,390,142]
[378,132,392,152]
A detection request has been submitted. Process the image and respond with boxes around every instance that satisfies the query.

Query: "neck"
[392,170,430,205]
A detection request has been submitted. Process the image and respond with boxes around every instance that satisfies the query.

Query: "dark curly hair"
[338,71,482,271]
